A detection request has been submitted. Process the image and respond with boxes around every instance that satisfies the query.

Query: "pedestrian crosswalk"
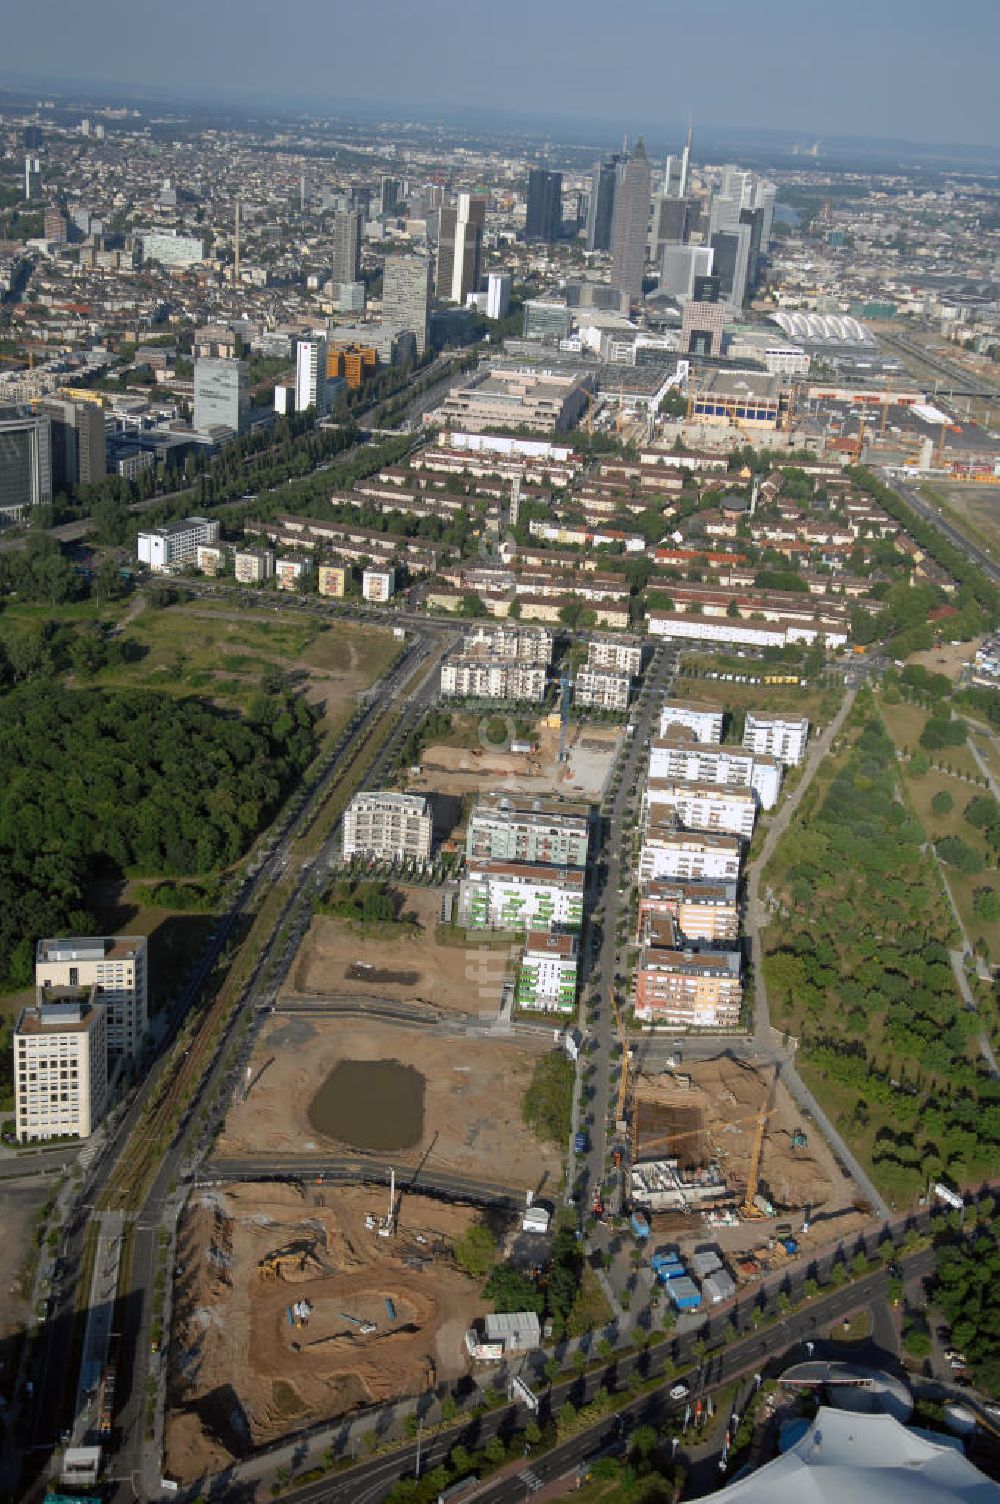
[518,1468,543,1493]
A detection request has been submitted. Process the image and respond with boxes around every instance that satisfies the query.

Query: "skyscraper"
[525,168,563,243]
[436,193,486,304]
[294,338,328,415]
[649,194,689,265]
[38,398,107,490]
[710,224,753,310]
[0,411,52,522]
[331,209,362,287]
[193,357,250,434]
[24,155,42,201]
[664,121,692,198]
[610,138,651,300]
[382,255,433,356]
[586,158,618,252]
[380,176,402,214]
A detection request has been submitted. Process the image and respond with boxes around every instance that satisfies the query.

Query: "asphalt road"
[893,478,1000,583]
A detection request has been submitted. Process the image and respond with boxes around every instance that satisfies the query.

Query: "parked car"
[669,1382,690,1401]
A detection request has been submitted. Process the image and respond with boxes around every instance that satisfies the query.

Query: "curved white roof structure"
[711,1407,1000,1503]
[773,311,874,345]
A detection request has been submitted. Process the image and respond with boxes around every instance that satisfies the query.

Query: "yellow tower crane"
[743,1072,778,1219]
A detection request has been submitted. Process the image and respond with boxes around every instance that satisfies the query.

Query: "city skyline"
[3,0,1000,150]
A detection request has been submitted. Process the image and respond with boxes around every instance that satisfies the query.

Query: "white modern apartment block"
[35,935,147,1063]
[14,990,109,1142]
[343,791,433,862]
[649,738,782,809]
[645,779,757,839]
[234,548,275,583]
[658,702,724,744]
[461,861,585,932]
[585,634,644,676]
[743,713,809,767]
[639,829,742,882]
[363,567,396,602]
[295,337,328,414]
[137,516,220,573]
[137,229,207,267]
[441,658,547,702]
[517,930,578,1013]
[574,667,631,712]
[461,623,553,664]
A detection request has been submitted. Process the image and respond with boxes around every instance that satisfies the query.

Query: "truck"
[574,1130,589,1154]
[385,1297,396,1322]
[631,1210,650,1240]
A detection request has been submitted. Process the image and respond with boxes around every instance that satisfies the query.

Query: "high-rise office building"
[15,990,108,1142]
[586,158,619,251]
[193,357,250,434]
[664,122,692,198]
[436,193,486,304]
[660,244,714,302]
[382,255,433,356]
[380,175,402,213]
[294,337,329,414]
[753,180,777,254]
[0,411,52,523]
[711,224,753,310]
[610,138,651,300]
[331,209,362,287]
[649,194,689,265]
[486,272,512,320]
[38,398,107,491]
[525,168,563,243]
[22,125,43,149]
[24,155,42,201]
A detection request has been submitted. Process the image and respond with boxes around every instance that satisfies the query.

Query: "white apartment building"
[196,544,225,576]
[461,623,553,664]
[234,548,275,583]
[467,795,591,868]
[639,829,742,882]
[743,713,809,767]
[648,611,848,652]
[295,337,328,414]
[275,554,313,590]
[645,779,757,839]
[363,567,396,602]
[517,930,578,1013]
[585,634,643,676]
[137,516,220,573]
[35,935,147,1062]
[658,702,724,744]
[15,990,109,1142]
[575,667,632,712]
[649,738,782,810]
[343,791,433,862]
[461,861,585,931]
[441,658,547,702]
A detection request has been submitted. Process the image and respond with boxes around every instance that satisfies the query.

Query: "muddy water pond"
[308,1059,425,1151]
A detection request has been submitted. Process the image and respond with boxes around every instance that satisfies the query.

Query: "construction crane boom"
[743,1071,778,1218]
[609,989,630,1131]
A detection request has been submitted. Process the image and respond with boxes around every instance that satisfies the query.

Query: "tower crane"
[743,1071,778,1219]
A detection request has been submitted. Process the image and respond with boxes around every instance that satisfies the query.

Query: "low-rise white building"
[648,610,848,651]
[461,861,584,931]
[137,515,219,573]
[574,666,631,712]
[363,566,396,602]
[461,623,553,664]
[585,634,643,675]
[342,790,433,861]
[15,989,108,1142]
[743,713,809,767]
[658,702,724,744]
[517,930,578,1012]
[441,657,547,702]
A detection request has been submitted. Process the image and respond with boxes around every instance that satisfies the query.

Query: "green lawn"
[879,695,980,779]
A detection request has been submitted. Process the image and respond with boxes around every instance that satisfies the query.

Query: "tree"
[931,791,954,816]
[453,1223,498,1277]
[973,887,1000,922]
[936,836,984,874]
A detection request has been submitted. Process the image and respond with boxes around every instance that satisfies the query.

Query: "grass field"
[919,482,1000,560]
[674,661,843,730]
[89,601,398,740]
[878,695,980,779]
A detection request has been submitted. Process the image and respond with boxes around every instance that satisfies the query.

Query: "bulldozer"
[257,1239,321,1280]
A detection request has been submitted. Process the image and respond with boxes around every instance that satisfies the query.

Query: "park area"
[165,1181,488,1482]
[218,1012,564,1193]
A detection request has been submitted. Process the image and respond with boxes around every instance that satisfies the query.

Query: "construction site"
[406,717,621,803]
[606,1047,871,1269]
[219,1012,563,1192]
[164,1181,488,1483]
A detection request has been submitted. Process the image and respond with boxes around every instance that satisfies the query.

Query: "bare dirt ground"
[408,721,620,801]
[905,639,977,683]
[164,1182,488,1482]
[634,1056,870,1264]
[289,887,508,1015]
[218,1014,562,1192]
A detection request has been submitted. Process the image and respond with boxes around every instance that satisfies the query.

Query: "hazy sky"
[5,0,1000,147]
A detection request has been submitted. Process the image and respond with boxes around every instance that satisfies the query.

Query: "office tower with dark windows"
[586,157,619,251]
[525,168,563,243]
[331,208,362,287]
[383,254,433,356]
[610,138,651,300]
[193,357,250,434]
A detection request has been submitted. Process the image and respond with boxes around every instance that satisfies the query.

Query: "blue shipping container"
[667,1276,702,1311]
